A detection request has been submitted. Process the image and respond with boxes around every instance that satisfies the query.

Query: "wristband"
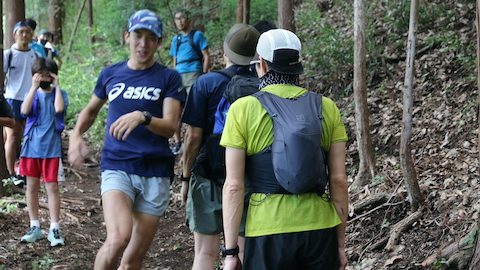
[181,175,190,182]
[221,245,239,257]
[142,111,152,126]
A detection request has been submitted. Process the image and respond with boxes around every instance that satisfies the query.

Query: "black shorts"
[243,227,339,270]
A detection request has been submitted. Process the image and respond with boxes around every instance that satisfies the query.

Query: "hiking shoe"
[47,228,65,247]
[20,226,42,243]
[12,174,26,188]
[170,143,182,155]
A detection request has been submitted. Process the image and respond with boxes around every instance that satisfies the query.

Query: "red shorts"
[19,157,60,183]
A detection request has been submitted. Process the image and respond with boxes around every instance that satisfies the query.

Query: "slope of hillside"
[304,1,479,269]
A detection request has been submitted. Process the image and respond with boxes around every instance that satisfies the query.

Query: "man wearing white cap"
[221,29,349,270]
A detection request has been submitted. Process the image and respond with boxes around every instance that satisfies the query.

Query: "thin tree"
[243,0,250,24]
[66,0,87,55]
[351,0,375,189]
[400,0,423,211]
[49,0,64,44]
[278,0,295,32]
[0,0,8,196]
[6,0,25,47]
[236,0,243,23]
[87,0,94,44]
[468,1,480,268]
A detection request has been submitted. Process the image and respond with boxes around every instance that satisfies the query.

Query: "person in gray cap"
[221,29,349,270]
[180,23,259,270]
[68,9,184,269]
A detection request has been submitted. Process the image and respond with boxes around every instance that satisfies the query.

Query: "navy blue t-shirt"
[94,61,185,177]
[182,65,252,142]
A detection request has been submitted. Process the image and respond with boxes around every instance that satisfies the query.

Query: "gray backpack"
[254,91,328,194]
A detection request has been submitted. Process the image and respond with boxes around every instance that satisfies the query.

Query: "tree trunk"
[87,0,94,44]
[49,0,65,45]
[278,0,295,32]
[66,0,87,55]
[351,0,375,190]
[469,2,480,269]
[236,0,243,23]
[243,0,250,24]
[0,0,8,196]
[6,0,25,47]
[400,0,423,211]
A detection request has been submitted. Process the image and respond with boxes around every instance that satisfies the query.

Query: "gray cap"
[223,24,260,66]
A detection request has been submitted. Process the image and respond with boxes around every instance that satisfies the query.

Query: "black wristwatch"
[142,111,152,126]
[221,245,239,257]
[180,174,190,182]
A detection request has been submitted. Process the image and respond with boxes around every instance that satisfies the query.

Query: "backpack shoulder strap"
[189,29,203,58]
[212,69,235,80]
[175,33,182,57]
[7,50,13,70]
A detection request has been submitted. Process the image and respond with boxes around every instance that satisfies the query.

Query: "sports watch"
[221,245,239,257]
[142,111,152,126]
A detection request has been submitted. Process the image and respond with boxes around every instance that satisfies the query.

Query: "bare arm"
[202,49,210,73]
[0,117,15,128]
[21,73,41,116]
[68,95,105,168]
[222,147,246,270]
[52,73,64,113]
[328,141,348,270]
[222,147,246,248]
[109,97,182,140]
[180,125,203,203]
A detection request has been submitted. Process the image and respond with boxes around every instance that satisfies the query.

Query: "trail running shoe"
[47,228,65,247]
[20,226,42,243]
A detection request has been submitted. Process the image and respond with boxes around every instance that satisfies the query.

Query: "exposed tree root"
[385,207,424,251]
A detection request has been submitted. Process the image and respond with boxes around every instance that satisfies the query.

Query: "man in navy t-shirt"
[68,10,184,269]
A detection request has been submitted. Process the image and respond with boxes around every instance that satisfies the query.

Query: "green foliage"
[0,200,18,214]
[296,1,353,96]
[31,255,55,270]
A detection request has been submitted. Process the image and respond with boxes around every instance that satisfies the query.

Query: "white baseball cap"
[256,29,303,75]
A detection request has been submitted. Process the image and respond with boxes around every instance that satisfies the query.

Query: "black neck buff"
[39,81,51,89]
[259,70,300,89]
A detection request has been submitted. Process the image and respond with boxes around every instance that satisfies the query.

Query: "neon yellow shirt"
[220,84,348,237]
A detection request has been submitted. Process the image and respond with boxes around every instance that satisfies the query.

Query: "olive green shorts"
[186,173,246,235]
[181,71,201,96]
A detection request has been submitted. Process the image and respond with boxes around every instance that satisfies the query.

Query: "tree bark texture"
[400,0,423,211]
[0,0,8,196]
[236,0,243,23]
[351,0,376,189]
[6,0,25,47]
[49,0,65,44]
[469,2,480,269]
[66,0,87,54]
[278,0,295,32]
[243,0,250,24]
[87,0,94,44]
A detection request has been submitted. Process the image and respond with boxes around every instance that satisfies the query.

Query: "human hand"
[338,246,347,270]
[50,72,59,87]
[223,256,242,270]
[31,73,42,90]
[109,111,144,141]
[68,136,89,169]
[180,180,189,205]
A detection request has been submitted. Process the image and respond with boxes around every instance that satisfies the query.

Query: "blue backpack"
[197,69,259,185]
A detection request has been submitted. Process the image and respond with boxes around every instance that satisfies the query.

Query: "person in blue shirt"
[169,9,210,155]
[25,19,47,58]
[18,57,68,247]
[68,10,184,269]
[180,23,259,270]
